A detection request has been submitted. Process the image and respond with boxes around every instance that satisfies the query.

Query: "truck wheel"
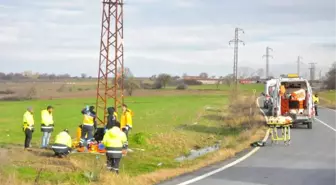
[307,122,312,129]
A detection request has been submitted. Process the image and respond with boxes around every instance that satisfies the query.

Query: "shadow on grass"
[202,114,225,121]
[181,124,242,136]
[205,109,223,113]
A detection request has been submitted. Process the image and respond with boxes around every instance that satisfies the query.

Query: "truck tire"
[307,122,312,129]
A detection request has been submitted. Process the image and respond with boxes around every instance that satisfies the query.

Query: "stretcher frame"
[267,122,292,145]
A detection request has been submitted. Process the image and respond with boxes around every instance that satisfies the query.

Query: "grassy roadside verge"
[318,90,336,109]
[0,88,266,185]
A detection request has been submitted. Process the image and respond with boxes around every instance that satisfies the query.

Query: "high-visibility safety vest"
[313,96,319,104]
[280,85,286,96]
[23,111,34,131]
[114,112,118,121]
[120,109,133,129]
[54,131,72,148]
[83,111,95,126]
[41,110,54,132]
[102,127,127,158]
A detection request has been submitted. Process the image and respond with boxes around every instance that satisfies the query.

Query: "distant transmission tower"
[96,0,125,126]
[229,28,245,86]
[262,47,273,79]
[308,62,317,81]
[297,56,303,76]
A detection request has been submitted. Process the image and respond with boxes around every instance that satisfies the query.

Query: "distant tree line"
[0,71,94,81]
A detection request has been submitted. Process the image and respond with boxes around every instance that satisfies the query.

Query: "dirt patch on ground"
[1,146,77,173]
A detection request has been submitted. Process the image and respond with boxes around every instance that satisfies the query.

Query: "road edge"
[175,97,270,185]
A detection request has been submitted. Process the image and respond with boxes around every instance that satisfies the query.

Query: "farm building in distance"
[183,76,222,85]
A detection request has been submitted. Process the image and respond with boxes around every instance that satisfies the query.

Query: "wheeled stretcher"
[267,116,293,145]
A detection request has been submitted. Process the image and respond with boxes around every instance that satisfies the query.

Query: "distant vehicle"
[271,74,314,129]
[263,79,277,110]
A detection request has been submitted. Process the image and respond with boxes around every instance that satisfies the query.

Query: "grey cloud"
[312,43,336,50]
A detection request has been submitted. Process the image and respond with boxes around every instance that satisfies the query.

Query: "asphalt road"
[160,101,336,185]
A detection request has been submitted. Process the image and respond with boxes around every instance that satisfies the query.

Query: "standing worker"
[40,105,54,149]
[51,129,72,158]
[102,121,127,174]
[106,107,118,130]
[120,104,133,139]
[79,105,97,148]
[313,94,319,116]
[23,107,35,151]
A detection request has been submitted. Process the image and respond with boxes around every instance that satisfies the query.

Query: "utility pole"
[262,47,273,79]
[308,62,317,82]
[319,70,322,80]
[229,28,245,86]
[297,56,303,76]
[96,0,125,126]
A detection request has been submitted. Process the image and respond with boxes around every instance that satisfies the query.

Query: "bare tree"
[157,73,172,88]
[122,67,139,96]
[256,68,264,77]
[199,72,208,79]
[216,77,223,89]
[81,73,87,79]
[223,74,234,87]
[324,62,336,90]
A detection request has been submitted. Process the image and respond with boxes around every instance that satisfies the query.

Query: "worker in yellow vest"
[313,94,319,116]
[23,107,35,151]
[102,121,127,174]
[51,129,72,158]
[41,105,54,149]
[120,104,133,139]
[79,105,97,147]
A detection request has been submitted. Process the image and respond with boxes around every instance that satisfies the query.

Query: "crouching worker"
[101,121,127,174]
[51,129,72,158]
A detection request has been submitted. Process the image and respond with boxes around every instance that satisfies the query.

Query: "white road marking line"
[176,97,269,185]
[315,118,336,132]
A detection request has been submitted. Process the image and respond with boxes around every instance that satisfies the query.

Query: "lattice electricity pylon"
[229,28,245,86]
[96,0,124,126]
[262,46,273,79]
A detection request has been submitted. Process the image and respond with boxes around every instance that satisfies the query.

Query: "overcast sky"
[0,0,335,77]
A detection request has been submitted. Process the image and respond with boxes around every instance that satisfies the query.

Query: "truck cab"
[271,74,315,129]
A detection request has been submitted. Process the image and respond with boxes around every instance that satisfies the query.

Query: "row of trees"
[0,71,92,80]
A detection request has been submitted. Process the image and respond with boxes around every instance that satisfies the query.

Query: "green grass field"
[319,90,336,102]
[0,84,264,185]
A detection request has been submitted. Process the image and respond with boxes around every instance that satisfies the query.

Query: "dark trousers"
[52,144,71,157]
[315,105,318,116]
[24,129,33,148]
[122,127,131,139]
[106,155,121,173]
[80,125,94,146]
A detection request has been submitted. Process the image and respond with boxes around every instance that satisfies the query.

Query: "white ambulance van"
[271,74,315,129]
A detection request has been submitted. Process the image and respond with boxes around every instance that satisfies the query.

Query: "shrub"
[152,82,163,89]
[57,84,66,92]
[0,96,30,101]
[0,89,15,95]
[26,87,37,100]
[176,84,188,90]
[131,132,149,145]
[141,83,153,89]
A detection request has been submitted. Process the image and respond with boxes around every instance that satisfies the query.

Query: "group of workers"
[22,104,133,174]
